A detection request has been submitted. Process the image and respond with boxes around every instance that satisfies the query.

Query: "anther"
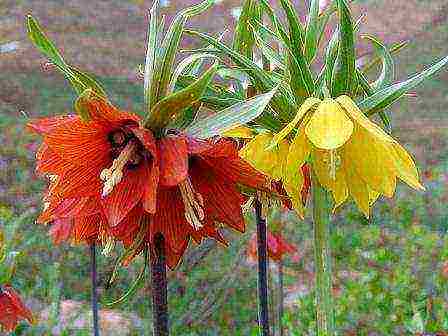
[179,178,205,230]
[100,141,136,197]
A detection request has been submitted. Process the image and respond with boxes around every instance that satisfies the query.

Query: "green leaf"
[26,15,106,98]
[145,63,218,130]
[359,56,448,116]
[151,0,215,106]
[361,34,394,90]
[361,40,408,74]
[185,29,295,120]
[331,0,356,96]
[144,0,163,113]
[356,70,391,132]
[252,28,286,71]
[278,0,305,51]
[233,0,260,59]
[277,0,314,103]
[168,53,217,93]
[104,250,147,307]
[186,87,277,139]
[304,0,320,62]
[258,0,290,46]
[324,29,340,93]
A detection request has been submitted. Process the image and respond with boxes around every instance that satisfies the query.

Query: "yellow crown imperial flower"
[241,95,424,218]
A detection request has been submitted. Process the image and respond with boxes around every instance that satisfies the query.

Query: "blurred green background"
[1,0,448,335]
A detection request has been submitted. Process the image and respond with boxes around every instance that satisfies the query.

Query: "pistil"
[179,178,205,230]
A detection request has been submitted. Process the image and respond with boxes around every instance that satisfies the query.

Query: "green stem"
[312,174,335,336]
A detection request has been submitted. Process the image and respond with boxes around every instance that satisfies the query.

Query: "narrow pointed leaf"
[279,0,305,50]
[277,0,314,102]
[185,29,295,120]
[233,0,260,59]
[26,15,106,97]
[305,0,320,62]
[362,34,394,90]
[151,0,215,105]
[168,53,217,93]
[145,63,218,130]
[104,250,147,307]
[356,70,391,132]
[144,0,163,113]
[360,56,448,116]
[258,0,290,46]
[253,28,286,71]
[186,87,277,139]
[361,40,408,74]
[331,0,356,96]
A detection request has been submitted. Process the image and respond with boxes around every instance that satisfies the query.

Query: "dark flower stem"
[312,174,335,336]
[255,197,270,336]
[90,243,100,336]
[278,261,284,336]
[150,233,169,336]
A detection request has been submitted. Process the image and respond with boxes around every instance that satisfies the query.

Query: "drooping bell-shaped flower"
[0,285,34,332]
[243,95,424,217]
[29,94,269,268]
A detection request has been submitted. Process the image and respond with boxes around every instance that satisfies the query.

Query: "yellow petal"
[222,125,254,139]
[388,142,425,191]
[284,173,306,219]
[344,126,396,198]
[272,139,290,180]
[336,95,392,143]
[283,125,311,218]
[285,124,311,181]
[239,133,277,177]
[305,98,354,150]
[342,153,371,218]
[332,171,349,208]
[270,97,321,147]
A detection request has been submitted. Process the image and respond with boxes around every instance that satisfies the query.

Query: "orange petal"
[158,135,188,187]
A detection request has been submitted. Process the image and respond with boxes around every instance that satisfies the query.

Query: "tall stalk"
[312,174,335,336]
[90,243,100,336]
[255,196,270,336]
[278,261,284,336]
[150,233,169,336]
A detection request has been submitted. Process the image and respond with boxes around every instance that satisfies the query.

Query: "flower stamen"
[179,178,205,230]
[100,141,136,197]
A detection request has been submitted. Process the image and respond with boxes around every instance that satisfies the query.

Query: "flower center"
[100,139,137,197]
[179,177,205,231]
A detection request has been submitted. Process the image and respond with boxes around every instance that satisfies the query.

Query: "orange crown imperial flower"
[29,94,268,268]
[0,285,34,332]
[247,231,298,263]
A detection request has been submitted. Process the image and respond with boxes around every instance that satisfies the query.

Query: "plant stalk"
[90,243,100,336]
[312,174,335,336]
[278,261,284,336]
[150,233,169,336]
[255,196,270,336]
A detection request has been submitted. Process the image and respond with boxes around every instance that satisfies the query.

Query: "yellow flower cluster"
[240,95,424,218]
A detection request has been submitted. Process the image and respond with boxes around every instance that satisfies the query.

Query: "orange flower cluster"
[29,95,268,268]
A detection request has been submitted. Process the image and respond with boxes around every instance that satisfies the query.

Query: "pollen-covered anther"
[100,141,136,197]
[179,178,205,231]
